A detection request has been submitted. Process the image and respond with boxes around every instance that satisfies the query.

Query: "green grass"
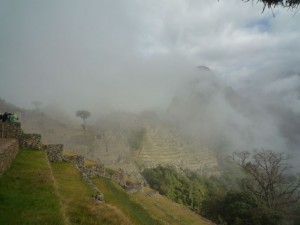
[0,150,65,225]
[131,188,214,225]
[51,162,132,225]
[0,149,212,225]
[93,177,161,225]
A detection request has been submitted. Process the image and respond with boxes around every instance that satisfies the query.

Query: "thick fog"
[0,1,299,167]
[166,67,300,164]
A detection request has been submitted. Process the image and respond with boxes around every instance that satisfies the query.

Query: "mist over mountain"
[0,0,299,171]
[165,67,300,170]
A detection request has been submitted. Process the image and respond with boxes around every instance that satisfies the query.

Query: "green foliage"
[222,192,281,225]
[142,165,213,213]
[143,165,284,225]
[292,203,300,225]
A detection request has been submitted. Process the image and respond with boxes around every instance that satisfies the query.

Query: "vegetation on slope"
[131,187,214,225]
[142,165,226,214]
[0,147,213,225]
[0,149,134,225]
[51,162,132,225]
[142,154,300,225]
[0,150,65,225]
[93,177,161,225]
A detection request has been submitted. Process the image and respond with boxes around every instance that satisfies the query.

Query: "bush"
[202,191,282,225]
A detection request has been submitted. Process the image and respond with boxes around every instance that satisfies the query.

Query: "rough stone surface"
[92,193,104,201]
[64,155,84,168]
[64,154,105,201]
[19,133,41,150]
[0,122,22,139]
[0,122,41,150]
[0,138,19,175]
[82,164,105,178]
[46,144,64,162]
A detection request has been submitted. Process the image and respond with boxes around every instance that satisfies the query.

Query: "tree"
[244,0,300,11]
[219,191,281,225]
[75,110,91,130]
[233,150,300,209]
[32,101,42,110]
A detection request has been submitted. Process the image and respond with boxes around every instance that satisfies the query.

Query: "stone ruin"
[0,121,143,201]
[0,121,41,150]
[82,164,105,178]
[46,147,105,201]
[0,139,19,175]
[0,121,41,175]
[63,154,84,168]
[45,144,64,162]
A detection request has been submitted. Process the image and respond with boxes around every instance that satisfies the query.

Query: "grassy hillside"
[51,162,132,225]
[93,177,161,225]
[0,150,65,225]
[93,177,214,225]
[131,188,213,225]
[0,149,132,225]
[0,148,215,225]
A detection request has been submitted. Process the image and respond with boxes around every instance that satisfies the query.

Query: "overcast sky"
[0,0,299,114]
[1,0,300,167]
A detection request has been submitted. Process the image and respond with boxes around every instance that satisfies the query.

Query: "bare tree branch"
[233,149,300,208]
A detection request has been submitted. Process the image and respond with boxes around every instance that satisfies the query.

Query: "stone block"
[46,144,64,162]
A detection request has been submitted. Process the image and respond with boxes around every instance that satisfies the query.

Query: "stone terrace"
[138,127,219,175]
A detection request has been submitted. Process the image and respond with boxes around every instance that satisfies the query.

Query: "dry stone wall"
[0,121,42,175]
[0,138,19,175]
[0,121,130,200]
[63,154,84,168]
[0,122,22,139]
[63,153,105,201]
[0,122,41,150]
[45,144,64,162]
[82,164,105,178]
[19,133,41,150]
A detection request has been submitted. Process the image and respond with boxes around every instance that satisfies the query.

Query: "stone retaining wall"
[82,164,105,178]
[46,144,64,162]
[0,122,41,150]
[0,122,22,139]
[0,138,19,175]
[64,154,85,168]
[19,133,42,150]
